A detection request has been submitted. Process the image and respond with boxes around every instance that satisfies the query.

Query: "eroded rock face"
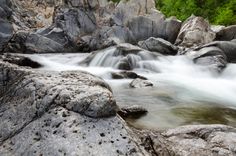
[176,15,215,47]
[0,19,13,52]
[126,15,181,44]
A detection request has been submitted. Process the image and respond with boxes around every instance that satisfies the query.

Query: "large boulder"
[215,25,236,41]
[112,0,156,26]
[127,15,181,44]
[176,15,215,47]
[138,37,178,55]
[0,59,150,156]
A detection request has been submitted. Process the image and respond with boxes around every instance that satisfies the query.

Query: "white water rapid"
[24,51,236,130]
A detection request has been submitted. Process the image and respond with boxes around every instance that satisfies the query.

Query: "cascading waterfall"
[25,51,236,130]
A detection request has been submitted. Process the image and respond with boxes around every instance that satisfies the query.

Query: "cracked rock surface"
[0,60,150,156]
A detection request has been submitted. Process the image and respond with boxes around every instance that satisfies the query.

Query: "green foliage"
[156,0,236,25]
[108,0,236,25]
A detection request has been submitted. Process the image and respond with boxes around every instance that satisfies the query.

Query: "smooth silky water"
[24,51,236,130]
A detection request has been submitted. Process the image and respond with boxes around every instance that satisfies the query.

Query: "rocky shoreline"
[1,0,236,155]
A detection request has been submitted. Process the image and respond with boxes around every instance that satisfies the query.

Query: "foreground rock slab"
[0,60,150,156]
[137,124,236,156]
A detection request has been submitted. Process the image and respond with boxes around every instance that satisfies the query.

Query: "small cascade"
[84,45,160,70]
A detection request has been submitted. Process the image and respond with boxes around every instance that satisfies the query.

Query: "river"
[24,51,236,130]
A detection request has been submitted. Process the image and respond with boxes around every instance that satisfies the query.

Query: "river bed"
[24,53,236,130]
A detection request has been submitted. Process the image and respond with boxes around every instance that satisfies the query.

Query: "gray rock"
[25,33,65,53]
[200,41,236,63]
[0,19,13,52]
[216,25,236,41]
[118,105,148,118]
[111,71,147,80]
[176,15,215,47]
[138,37,178,55]
[129,78,153,88]
[185,46,227,71]
[137,124,236,156]
[88,26,135,51]
[127,15,181,44]
[0,53,42,68]
[112,0,156,26]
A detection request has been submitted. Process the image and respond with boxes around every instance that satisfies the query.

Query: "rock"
[53,8,97,40]
[118,105,148,119]
[25,33,66,53]
[129,78,153,88]
[111,71,147,80]
[200,41,236,63]
[215,25,236,41]
[176,15,215,47]
[0,53,42,68]
[112,0,156,26]
[138,37,178,55]
[0,58,153,156]
[184,46,227,71]
[136,124,236,156]
[0,19,13,52]
[127,15,181,44]
[9,0,63,30]
[88,26,135,51]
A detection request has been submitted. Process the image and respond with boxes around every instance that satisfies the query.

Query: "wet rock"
[200,40,236,63]
[118,105,148,119]
[176,15,215,47]
[185,46,227,71]
[138,37,178,55]
[111,71,147,80]
[216,25,236,41]
[0,53,42,68]
[129,78,153,88]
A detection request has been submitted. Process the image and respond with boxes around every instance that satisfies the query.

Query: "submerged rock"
[118,105,148,119]
[176,15,215,47]
[129,78,153,88]
[138,37,178,55]
[111,71,147,80]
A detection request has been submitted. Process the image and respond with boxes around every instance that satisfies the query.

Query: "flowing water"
[24,49,236,130]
